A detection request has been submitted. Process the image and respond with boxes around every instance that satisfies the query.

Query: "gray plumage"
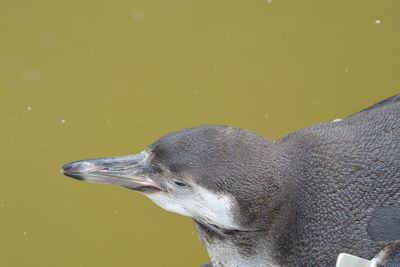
[62,95,400,266]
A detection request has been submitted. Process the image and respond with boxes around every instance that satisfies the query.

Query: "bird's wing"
[368,206,400,242]
[368,205,400,266]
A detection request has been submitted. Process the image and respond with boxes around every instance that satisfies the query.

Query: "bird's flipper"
[367,205,400,242]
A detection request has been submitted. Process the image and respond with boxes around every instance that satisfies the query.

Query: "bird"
[62,95,400,267]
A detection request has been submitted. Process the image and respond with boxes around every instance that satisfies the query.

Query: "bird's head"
[62,125,285,232]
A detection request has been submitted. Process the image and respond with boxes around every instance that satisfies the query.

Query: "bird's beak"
[61,151,163,192]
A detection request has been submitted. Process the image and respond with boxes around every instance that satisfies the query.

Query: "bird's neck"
[193,143,298,267]
[195,222,288,267]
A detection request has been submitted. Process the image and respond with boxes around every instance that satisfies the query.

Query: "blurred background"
[1,0,399,266]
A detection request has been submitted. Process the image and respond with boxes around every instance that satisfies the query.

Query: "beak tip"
[60,164,68,175]
[61,161,86,181]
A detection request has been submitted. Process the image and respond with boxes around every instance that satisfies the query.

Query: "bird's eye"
[173,180,188,187]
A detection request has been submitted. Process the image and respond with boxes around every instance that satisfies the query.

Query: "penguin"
[62,95,400,267]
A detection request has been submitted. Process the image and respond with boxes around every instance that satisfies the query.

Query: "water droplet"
[21,70,42,81]
[27,106,32,111]
[132,11,145,21]
[375,19,381,24]
[7,114,16,120]
[60,119,66,124]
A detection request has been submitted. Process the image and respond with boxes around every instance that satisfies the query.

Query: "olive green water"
[1,0,399,266]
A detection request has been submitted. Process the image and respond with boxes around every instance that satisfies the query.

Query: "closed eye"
[173,180,188,187]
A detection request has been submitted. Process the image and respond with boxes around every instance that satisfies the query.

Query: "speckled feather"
[273,96,400,266]
[62,95,400,267]
[149,95,400,266]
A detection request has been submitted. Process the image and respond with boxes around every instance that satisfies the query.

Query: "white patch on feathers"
[145,185,240,230]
